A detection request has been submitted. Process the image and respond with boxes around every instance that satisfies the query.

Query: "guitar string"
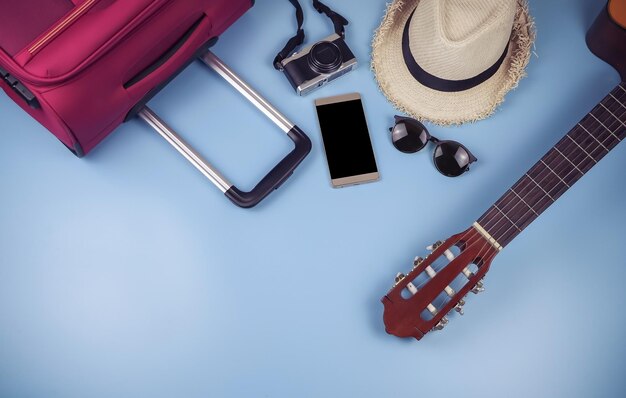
[453,83,626,300]
[465,83,626,274]
[398,83,626,317]
[471,83,626,254]
[436,84,626,320]
[402,83,626,320]
[476,82,626,242]
[505,84,626,228]
[400,93,626,322]
[411,82,626,295]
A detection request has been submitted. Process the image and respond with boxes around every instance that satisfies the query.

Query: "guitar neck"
[475,83,626,249]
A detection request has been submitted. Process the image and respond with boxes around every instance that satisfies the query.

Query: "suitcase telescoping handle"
[138,50,312,208]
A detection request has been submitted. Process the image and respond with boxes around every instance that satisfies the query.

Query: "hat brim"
[372,0,535,126]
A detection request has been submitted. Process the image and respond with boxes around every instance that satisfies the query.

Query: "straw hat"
[372,0,535,125]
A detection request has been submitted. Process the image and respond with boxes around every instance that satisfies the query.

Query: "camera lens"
[308,41,343,73]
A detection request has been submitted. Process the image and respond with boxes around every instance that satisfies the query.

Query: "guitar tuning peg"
[453,297,466,315]
[413,256,424,268]
[426,241,443,252]
[434,316,449,331]
[394,272,406,285]
[471,280,485,294]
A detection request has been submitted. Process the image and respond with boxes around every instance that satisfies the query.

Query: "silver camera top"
[280,33,357,96]
[273,1,355,96]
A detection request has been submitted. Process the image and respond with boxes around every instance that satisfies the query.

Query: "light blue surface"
[1,1,625,397]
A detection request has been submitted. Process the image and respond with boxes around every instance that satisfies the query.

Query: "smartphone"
[315,93,380,188]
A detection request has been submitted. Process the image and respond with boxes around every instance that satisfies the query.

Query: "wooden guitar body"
[587,0,626,80]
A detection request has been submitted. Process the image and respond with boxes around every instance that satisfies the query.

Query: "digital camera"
[280,33,357,96]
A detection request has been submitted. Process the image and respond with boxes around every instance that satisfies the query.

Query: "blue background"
[1,0,625,397]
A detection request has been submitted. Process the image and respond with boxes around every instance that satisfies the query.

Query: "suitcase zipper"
[28,0,99,55]
[1,0,173,85]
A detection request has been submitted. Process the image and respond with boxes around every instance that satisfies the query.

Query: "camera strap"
[273,0,349,70]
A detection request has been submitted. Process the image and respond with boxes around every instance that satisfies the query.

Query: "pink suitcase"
[0,0,311,208]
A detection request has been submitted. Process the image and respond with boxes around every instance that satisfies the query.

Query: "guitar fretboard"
[477,83,626,248]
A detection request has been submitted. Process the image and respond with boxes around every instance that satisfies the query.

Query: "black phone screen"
[315,97,378,180]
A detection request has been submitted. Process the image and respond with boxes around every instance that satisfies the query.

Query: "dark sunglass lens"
[391,122,429,153]
[433,142,473,177]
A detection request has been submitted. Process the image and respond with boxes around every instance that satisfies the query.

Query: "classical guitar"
[382,0,626,340]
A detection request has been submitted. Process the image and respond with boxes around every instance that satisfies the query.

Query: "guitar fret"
[548,143,589,193]
[553,140,592,190]
[499,174,547,223]
[553,147,584,175]
[554,129,600,178]
[493,149,570,244]
[502,90,624,237]
[542,149,576,186]
[589,113,621,142]
[556,146,589,185]
[610,87,626,138]
[577,122,610,151]
[526,163,563,210]
[566,134,597,163]
[490,130,592,244]
[477,84,625,248]
[597,91,626,146]
[525,173,555,202]
[509,188,539,216]
[493,203,522,232]
[498,192,550,246]
[540,159,570,188]
[599,103,626,129]
[609,93,626,110]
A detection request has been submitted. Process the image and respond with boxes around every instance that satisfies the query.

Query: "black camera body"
[280,33,357,96]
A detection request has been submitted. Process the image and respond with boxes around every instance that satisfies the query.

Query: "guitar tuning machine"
[471,279,485,294]
[427,241,444,252]
[434,316,449,331]
[413,256,424,269]
[454,298,466,315]
[394,272,406,287]
[427,241,457,263]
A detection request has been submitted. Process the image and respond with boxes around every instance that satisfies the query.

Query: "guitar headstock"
[382,226,500,340]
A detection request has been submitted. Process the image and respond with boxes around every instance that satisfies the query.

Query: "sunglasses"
[389,116,477,177]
